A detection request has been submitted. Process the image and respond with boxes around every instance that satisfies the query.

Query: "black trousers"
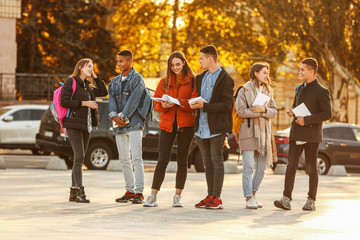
[151,121,194,190]
[67,128,90,187]
[195,134,226,198]
[283,141,320,200]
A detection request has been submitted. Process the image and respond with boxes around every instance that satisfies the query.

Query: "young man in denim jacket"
[108,50,146,204]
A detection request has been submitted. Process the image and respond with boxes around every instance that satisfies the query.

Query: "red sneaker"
[205,196,223,209]
[195,195,212,208]
[115,191,135,203]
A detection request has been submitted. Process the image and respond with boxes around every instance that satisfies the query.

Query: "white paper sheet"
[188,96,208,105]
[292,103,311,117]
[252,92,270,106]
[151,94,182,106]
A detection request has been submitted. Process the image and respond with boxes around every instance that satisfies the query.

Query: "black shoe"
[115,191,135,203]
[75,186,90,203]
[69,187,78,202]
[132,193,144,204]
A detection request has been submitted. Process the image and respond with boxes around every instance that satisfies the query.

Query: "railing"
[14,73,69,101]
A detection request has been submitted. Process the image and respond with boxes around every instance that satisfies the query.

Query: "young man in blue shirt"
[190,45,234,209]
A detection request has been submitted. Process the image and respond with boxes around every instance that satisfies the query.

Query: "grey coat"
[235,81,277,151]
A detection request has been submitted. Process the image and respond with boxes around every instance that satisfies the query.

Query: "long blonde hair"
[249,62,273,97]
[70,58,94,83]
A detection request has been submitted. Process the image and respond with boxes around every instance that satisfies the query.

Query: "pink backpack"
[50,78,77,127]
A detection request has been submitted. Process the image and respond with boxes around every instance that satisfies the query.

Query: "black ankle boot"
[69,187,78,201]
[76,186,90,203]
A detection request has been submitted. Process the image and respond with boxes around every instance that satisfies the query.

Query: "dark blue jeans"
[284,141,319,200]
[195,134,226,198]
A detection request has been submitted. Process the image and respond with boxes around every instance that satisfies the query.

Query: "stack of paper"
[188,96,207,105]
[292,103,311,117]
[151,94,182,106]
[252,92,270,106]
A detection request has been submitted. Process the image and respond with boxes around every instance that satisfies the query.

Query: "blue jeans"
[115,130,144,194]
[242,150,266,197]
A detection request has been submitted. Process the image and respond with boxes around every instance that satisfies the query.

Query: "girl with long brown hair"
[61,58,107,203]
[235,62,277,209]
[143,51,198,207]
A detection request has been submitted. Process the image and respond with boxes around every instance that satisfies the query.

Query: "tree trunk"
[325,49,357,122]
[171,0,179,52]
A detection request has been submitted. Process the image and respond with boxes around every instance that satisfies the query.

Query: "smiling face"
[171,57,185,75]
[299,63,315,82]
[116,55,132,73]
[255,67,269,85]
[80,61,94,78]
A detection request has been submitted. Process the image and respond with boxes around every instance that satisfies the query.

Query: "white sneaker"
[143,194,158,207]
[246,198,258,209]
[172,194,183,207]
[253,197,262,208]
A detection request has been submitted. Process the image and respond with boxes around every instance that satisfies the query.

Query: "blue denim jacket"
[108,67,145,134]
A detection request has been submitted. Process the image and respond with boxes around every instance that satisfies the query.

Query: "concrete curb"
[224,162,240,174]
[166,161,177,173]
[273,164,287,175]
[106,160,122,171]
[327,165,347,176]
[46,157,67,170]
[0,157,6,169]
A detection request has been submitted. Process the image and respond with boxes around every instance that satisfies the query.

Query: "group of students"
[60,45,332,211]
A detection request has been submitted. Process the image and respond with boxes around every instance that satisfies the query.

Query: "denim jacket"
[108,67,145,134]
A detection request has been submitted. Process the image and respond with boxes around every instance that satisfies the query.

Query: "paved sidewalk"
[0,169,359,240]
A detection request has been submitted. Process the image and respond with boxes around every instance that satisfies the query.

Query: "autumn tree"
[248,0,360,122]
[17,0,117,82]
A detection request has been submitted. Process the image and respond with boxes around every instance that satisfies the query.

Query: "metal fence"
[15,73,69,101]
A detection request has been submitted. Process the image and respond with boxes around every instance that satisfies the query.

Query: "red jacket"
[154,73,198,133]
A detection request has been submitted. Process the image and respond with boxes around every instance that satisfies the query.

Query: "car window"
[351,127,360,142]
[11,110,31,121]
[30,109,46,120]
[328,127,356,141]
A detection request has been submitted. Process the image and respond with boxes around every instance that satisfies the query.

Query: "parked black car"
[274,123,360,174]
[36,98,229,172]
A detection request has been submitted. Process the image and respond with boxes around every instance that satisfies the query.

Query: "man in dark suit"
[274,58,332,211]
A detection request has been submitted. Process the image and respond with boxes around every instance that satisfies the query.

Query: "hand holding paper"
[188,96,207,105]
[252,92,270,106]
[152,94,182,106]
[292,103,311,117]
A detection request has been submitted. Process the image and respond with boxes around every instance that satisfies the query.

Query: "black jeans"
[195,134,226,198]
[67,128,90,187]
[283,141,320,200]
[151,122,194,190]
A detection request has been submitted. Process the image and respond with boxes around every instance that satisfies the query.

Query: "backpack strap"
[243,88,251,128]
[65,78,77,118]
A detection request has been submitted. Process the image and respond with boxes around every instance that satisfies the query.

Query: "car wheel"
[84,141,114,170]
[60,155,73,169]
[317,154,330,175]
[193,149,205,173]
